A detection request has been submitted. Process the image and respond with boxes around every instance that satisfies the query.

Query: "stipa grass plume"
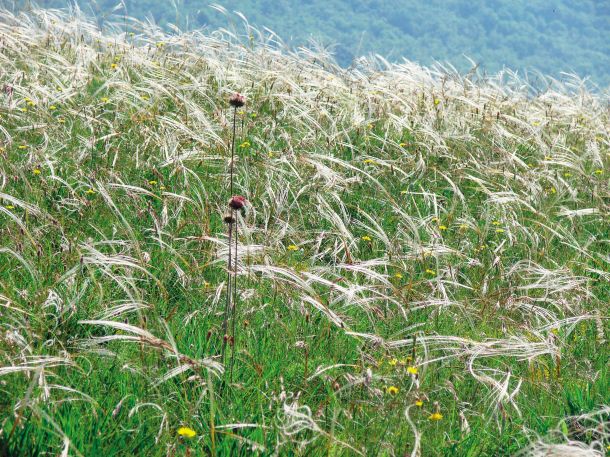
[516,406,610,457]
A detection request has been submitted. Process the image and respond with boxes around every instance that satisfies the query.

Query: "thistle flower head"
[229,93,246,108]
[223,213,236,224]
[228,195,247,210]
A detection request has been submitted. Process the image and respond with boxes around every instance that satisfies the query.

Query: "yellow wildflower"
[33,169,41,175]
[386,386,399,396]
[495,228,505,234]
[111,63,118,69]
[594,169,603,175]
[18,145,27,150]
[148,180,157,185]
[361,235,372,241]
[388,358,398,367]
[101,97,109,103]
[287,244,299,251]
[438,225,447,231]
[415,400,424,407]
[394,273,403,279]
[49,105,57,111]
[239,141,251,148]
[407,366,418,375]
[177,426,196,439]
[86,189,96,195]
[425,269,435,276]
[363,158,377,164]
[4,205,15,210]
[399,357,411,366]
[429,412,443,421]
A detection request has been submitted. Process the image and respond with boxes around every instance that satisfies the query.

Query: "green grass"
[0,8,609,457]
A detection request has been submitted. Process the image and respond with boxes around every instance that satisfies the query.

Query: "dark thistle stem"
[221,106,238,362]
[229,107,237,197]
[223,93,246,380]
[229,212,239,382]
[221,210,233,363]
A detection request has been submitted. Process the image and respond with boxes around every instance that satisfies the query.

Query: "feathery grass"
[0,7,608,456]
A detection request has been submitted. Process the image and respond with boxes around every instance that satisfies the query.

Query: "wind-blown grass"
[0,7,608,456]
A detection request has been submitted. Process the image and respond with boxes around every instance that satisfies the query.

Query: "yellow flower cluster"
[386,386,399,395]
[177,426,196,439]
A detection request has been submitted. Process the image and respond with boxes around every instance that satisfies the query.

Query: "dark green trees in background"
[15,0,610,87]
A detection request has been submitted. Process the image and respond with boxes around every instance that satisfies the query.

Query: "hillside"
[24,0,610,88]
[0,8,609,457]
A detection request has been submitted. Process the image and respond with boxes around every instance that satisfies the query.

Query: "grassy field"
[0,8,608,457]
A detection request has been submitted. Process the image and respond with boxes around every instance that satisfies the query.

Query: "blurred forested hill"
[9,0,610,87]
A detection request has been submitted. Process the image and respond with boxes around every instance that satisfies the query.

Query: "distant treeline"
[13,0,610,87]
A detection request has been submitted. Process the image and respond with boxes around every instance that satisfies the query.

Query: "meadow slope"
[0,8,608,457]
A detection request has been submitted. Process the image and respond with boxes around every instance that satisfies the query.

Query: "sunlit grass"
[0,7,608,457]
